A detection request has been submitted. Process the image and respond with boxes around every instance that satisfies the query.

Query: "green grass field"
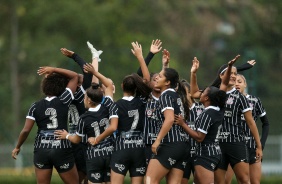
[1,167,282,183]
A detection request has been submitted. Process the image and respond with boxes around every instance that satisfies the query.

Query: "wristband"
[66,134,70,140]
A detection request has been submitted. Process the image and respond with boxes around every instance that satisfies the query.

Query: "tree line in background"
[0,0,281,143]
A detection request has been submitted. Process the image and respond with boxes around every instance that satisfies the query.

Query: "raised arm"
[84,63,114,98]
[60,48,92,90]
[190,57,202,98]
[237,60,256,72]
[37,67,78,94]
[220,55,240,91]
[162,49,170,69]
[137,39,162,76]
[131,41,150,82]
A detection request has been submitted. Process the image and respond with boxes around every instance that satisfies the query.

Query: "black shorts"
[248,147,258,164]
[145,144,153,167]
[183,145,194,179]
[194,154,221,171]
[34,148,75,173]
[217,142,249,170]
[152,141,188,171]
[86,155,111,183]
[110,148,146,177]
[72,143,87,174]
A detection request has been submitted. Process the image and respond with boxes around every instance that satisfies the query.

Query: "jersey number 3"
[45,108,58,129]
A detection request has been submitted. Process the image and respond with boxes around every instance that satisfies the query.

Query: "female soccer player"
[175,57,237,183]
[60,43,101,184]
[89,41,151,184]
[207,55,263,184]
[145,66,190,184]
[225,74,269,184]
[55,62,115,184]
[12,67,79,184]
[177,79,204,184]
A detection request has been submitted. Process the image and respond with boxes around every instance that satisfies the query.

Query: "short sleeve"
[159,94,174,113]
[76,118,86,137]
[26,102,37,120]
[59,88,74,106]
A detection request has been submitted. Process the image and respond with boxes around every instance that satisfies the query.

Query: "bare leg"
[225,164,235,184]
[249,161,261,184]
[214,168,226,184]
[110,170,125,184]
[166,168,184,184]
[194,165,214,184]
[233,162,250,184]
[145,159,169,184]
[35,167,52,184]
[58,165,79,184]
[131,176,143,184]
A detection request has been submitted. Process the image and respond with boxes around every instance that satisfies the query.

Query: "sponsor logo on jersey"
[136,167,145,174]
[224,111,233,117]
[249,103,254,110]
[124,139,143,145]
[60,163,69,169]
[211,163,215,170]
[182,161,187,168]
[91,173,101,180]
[36,163,44,168]
[115,164,125,172]
[168,157,176,166]
[218,132,230,139]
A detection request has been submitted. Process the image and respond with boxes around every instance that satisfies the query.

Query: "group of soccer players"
[11,39,268,184]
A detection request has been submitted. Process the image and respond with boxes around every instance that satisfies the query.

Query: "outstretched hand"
[37,66,55,76]
[131,41,143,58]
[191,57,200,74]
[247,60,256,66]
[162,49,170,67]
[150,39,162,54]
[228,55,240,66]
[83,63,95,74]
[60,48,74,58]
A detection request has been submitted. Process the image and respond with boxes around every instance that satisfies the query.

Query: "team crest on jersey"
[226,97,234,105]
[147,109,153,117]
[196,109,202,116]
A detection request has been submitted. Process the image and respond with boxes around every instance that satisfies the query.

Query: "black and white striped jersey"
[76,96,115,159]
[110,96,147,151]
[242,94,266,149]
[26,88,74,149]
[68,86,86,134]
[196,106,224,157]
[185,102,204,156]
[143,94,162,145]
[157,88,186,143]
[218,88,251,143]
